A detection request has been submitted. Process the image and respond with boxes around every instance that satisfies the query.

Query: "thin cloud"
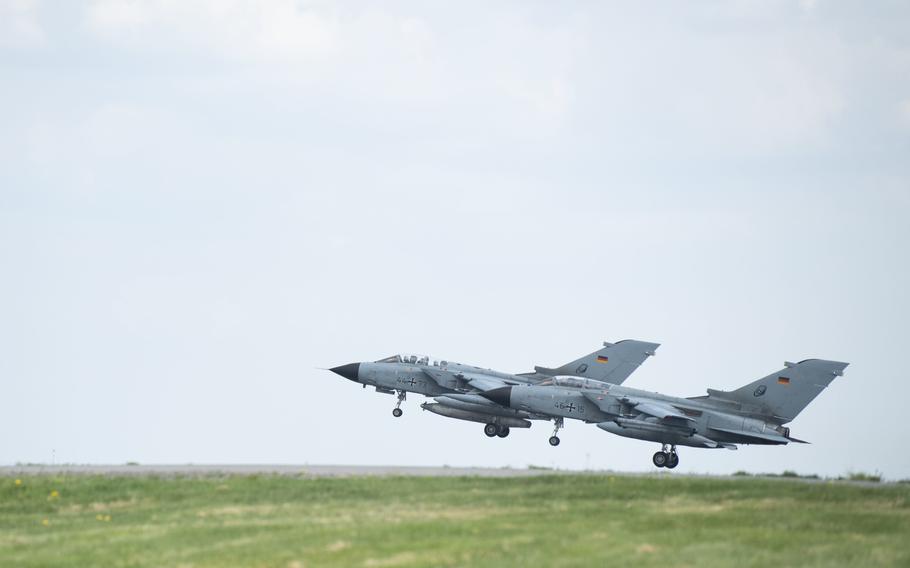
[84,0,338,61]
[0,0,46,49]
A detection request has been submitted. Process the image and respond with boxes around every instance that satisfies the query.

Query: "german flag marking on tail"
[596,356,609,363]
[778,377,791,385]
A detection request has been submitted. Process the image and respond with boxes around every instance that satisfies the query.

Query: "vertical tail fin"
[534,340,660,385]
[707,359,848,423]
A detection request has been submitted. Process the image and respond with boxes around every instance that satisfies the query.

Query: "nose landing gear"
[652,444,679,468]
[548,417,564,446]
[392,391,406,417]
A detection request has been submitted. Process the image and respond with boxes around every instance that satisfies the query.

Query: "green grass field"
[2,473,908,567]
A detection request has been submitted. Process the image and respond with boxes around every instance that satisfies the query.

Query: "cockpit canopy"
[539,376,610,390]
[374,354,450,367]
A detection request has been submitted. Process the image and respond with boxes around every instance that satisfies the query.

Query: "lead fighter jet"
[328,340,660,442]
[480,358,849,468]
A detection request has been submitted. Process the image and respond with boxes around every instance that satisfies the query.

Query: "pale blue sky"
[2,1,909,478]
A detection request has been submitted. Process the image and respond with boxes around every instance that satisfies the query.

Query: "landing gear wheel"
[496,427,510,438]
[548,417,564,447]
[484,423,499,437]
[652,451,669,468]
[666,453,679,469]
[392,390,406,418]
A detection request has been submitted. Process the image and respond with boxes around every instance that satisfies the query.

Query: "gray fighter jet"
[328,340,660,440]
[480,358,849,468]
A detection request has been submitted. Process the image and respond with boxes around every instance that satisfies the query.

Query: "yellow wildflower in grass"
[96,514,104,521]
[47,490,60,501]
[14,479,22,486]
[41,519,49,527]
[105,515,111,522]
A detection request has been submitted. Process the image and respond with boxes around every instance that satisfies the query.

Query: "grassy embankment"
[2,474,908,567]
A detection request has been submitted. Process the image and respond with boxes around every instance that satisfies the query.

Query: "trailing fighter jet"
[328,340,660,440]
[479,358,849,468]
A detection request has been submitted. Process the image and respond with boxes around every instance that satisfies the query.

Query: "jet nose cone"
[480,386,512,407]
[330,363,360,382]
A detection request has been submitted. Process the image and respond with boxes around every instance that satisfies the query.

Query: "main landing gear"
[548,417,564,447]
[484,423,510,438]
[392,391,406,417]
[652,444,679,469]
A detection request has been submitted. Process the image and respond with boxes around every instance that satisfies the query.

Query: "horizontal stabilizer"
[689,434,719,448]
[709,426,790,444]
[688,434,739,450]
